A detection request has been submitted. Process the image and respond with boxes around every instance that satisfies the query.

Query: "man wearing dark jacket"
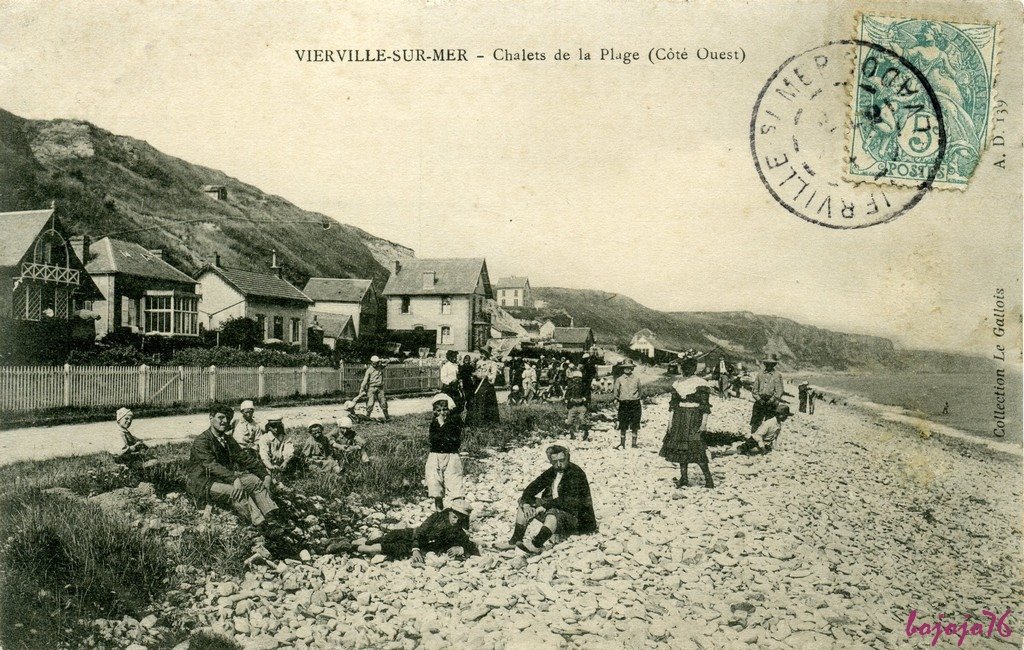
[503,445,597,554]
[186,404,278,526]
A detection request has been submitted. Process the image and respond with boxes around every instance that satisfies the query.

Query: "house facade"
[551,326,595,353]
[494,276,531,308]
[302,277,379,337]
[74,236,199,339]
[382,258,492,352]
[0,207,103,360]
[630,329,659,359]
[197,263,313,350]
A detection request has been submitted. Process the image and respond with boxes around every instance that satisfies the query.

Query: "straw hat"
[432,393,456,409]
[673,377,712,397]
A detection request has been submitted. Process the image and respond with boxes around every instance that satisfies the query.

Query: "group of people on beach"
[109,347,805,563]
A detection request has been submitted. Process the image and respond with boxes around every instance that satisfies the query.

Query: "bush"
[218,317,262,351]
[0,490,171,649]
[168,347,334,368]
[67,344,152,366]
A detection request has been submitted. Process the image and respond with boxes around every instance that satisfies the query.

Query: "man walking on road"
[360,356,390,422]
[613,359,642,449]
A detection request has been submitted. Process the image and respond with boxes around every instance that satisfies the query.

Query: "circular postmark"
[750,40,946,229]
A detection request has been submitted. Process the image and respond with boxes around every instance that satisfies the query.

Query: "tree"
[218,317,262,350]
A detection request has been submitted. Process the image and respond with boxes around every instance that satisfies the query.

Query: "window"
[514,298,519,307]
[41,285,70,319]
[440,326,452,345]
[273,316,284,339]
[174,295,199,335]
[255,314,267,338]
[13,282,40,321]
[441,296,452,315]
[290,318,301,343]
[400,297,411,314]
[145,295,173,334]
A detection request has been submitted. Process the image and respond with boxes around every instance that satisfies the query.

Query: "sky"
[0,0,1020,356]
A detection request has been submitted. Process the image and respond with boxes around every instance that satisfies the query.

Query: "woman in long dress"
[469,350,501,426]
[660,379,714,488]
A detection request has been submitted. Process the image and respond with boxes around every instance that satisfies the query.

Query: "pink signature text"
[905,609,1013,646]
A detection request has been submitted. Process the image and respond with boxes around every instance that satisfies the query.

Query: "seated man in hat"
[186,404,279,526]
[328,499,478,563]
[502,445,597,554]
[298,418,346,473]
[426,393,464,512]
[740,403,791,454]
[233,399,263,452]
[112,407,151,466]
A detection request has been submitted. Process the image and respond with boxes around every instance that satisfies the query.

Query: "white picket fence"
[0,363,440,413]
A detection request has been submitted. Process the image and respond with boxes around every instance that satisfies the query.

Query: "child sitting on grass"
[336,415,370,465]
[327,500,478,564]
[298,419,344,473]
[257,413,298,477]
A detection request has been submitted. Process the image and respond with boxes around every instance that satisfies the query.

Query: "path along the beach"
[178,392,1023,649]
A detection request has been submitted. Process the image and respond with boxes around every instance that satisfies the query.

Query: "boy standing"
[612,360,642,449]
[426,393,464,511]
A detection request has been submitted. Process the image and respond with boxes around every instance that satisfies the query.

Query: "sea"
[799,369,1023,450]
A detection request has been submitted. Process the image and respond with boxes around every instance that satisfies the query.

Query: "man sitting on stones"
[186,404,279,526]
[328,499,478,564]
[112,407,151,466]
[502,445,597,554]
[739,403,791,454]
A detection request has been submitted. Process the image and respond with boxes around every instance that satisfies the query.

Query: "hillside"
[533,287,939,371]
[0,109,412,289]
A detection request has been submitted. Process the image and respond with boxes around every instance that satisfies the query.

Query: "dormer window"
[422,272,435,289]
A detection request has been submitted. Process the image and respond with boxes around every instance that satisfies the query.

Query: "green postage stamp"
[849,15,998,190]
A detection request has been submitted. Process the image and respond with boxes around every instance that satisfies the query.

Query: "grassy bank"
[0,377,673,648]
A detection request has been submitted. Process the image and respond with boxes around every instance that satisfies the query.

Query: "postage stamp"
[751,40,942,229]
[848,15,998,190]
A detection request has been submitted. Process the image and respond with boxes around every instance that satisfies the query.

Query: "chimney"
[69,234,91,265]
[214,252,221,267]
[148,249,163,260]
[270,249,282,279]
[393,260,402,275]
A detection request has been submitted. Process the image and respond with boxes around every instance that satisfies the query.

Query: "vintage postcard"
[0,0,1020,648]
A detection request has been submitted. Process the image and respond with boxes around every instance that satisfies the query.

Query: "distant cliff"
[530,287,966,371]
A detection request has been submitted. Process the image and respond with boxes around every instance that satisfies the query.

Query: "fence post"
[139,364,149,404]
[63,363,71,407]
[338,361,345,395]
[300,365,308,396]
[177,366,185,403]
[209,365,217,401]
[257,366,265,400]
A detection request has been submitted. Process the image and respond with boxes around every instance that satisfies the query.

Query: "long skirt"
[660,404,707,464]
[469,380,500,425]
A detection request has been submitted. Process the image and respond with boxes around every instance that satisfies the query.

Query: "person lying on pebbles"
[327,499,478,564]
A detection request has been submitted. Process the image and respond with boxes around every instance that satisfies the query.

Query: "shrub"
[217,317,262,351]
[0,489,171,649]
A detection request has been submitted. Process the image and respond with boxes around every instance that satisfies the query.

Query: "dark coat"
[186,427,268,504]
[414,509,479,556]
[520,462,598,534]
[429,416,463,454]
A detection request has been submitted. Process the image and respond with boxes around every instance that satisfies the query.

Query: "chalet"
[0,207,102,359]
[495,276,532,308]
[311,313,357,350]
[73,236,199,339]
[302,277,379,338]
[382,258,492,352]
[551,326,595,353]
[197,254,313,350]
[630,329,659,359]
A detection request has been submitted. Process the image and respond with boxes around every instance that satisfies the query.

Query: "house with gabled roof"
[382,258,492,352]
[72,236,200,339]
[494,275,532,308]
[197,253,313,349]
[0,207,103,360]
[302,277,379,339]
[551,326,595,353]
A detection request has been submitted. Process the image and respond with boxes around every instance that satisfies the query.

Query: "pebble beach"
[160,389,1023,649]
